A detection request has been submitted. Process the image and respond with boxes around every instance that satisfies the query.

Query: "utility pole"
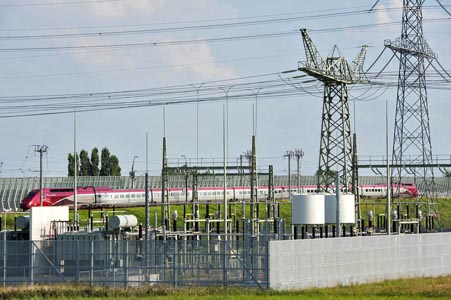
[129,155,138,189]
[284,151,293,199]
[34,145,48,206]
[294,149,304,193]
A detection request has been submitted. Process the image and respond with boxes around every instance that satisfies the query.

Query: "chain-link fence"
[0,237,269,288]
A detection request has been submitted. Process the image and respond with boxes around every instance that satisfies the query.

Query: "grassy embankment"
[69,197,449,231]
[0,275,449,299]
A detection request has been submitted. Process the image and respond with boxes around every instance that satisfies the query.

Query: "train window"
[50,188,73,193]
[26,190,38,198]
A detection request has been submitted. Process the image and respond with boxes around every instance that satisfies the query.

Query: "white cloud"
[374,0,399,25]
[87,0,164,19]
[162,41,237,81]
[71,37,136,70]
[85,0,239,21]
[69,0,240,82]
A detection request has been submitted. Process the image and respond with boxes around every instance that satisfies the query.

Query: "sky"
[0,0,450,178]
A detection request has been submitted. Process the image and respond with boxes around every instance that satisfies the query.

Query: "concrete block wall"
[269,233,451,290]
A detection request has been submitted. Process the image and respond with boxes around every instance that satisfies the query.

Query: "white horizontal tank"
[108,215,138,230]
[325,194,355,224]
[291,194,325,225]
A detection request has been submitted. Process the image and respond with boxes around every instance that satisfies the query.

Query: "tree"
[90,147,99,176]
[68,153,75,176]
[315,167,336,178]
[68,147,121,176]
[100,147,111,176]
[110,155,121,176]
[79,150,91,176]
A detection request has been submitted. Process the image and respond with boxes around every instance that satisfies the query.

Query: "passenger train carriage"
[20,183,419,210]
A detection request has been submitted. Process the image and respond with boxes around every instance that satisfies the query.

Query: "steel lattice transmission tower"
[385,0,437,206]
[298,29,368,192]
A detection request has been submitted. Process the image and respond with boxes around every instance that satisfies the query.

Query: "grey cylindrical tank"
[108,215,138,230]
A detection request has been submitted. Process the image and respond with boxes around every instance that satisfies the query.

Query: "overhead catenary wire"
[0,17,449,52]
[0,71,449,119]
[0,4,448,39]
[0,9,385,40]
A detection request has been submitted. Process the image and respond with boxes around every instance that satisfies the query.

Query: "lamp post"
[250,88,263,137]
[219,86,234,155]
[191,83,205,166]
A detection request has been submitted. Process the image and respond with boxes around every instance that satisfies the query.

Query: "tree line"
[68,147,121,176]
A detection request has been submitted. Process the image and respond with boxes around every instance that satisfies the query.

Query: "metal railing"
[0,238,269,288]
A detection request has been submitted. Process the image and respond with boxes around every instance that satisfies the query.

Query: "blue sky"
[0,0,450,177]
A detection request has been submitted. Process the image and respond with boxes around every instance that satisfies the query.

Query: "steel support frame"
[317,82,353,192]
[388,0,436,216]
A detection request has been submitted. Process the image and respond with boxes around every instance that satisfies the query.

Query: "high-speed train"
[20,183,418,210]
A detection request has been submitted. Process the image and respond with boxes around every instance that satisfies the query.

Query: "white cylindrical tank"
[325,194,355,224]
[291,194,325,225]
[15,215,30,230]
[108,215,138,230]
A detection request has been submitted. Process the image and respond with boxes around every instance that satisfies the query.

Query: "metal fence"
[0,237,269,288]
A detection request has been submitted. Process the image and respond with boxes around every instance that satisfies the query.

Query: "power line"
[0,4,448,37]
[0,5,396,33]
[0,10,374,40]
[0,17,448,53]
[0,75,448,119]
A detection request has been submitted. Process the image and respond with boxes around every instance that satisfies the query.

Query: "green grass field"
[3,197,449,231]
[0,276,449,299]
[71,198,449,231]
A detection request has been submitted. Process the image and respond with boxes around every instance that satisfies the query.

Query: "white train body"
[21,183,418,209]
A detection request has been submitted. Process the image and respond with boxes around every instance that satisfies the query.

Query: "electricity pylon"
[298,29,368,192]
[385,0,437,216]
